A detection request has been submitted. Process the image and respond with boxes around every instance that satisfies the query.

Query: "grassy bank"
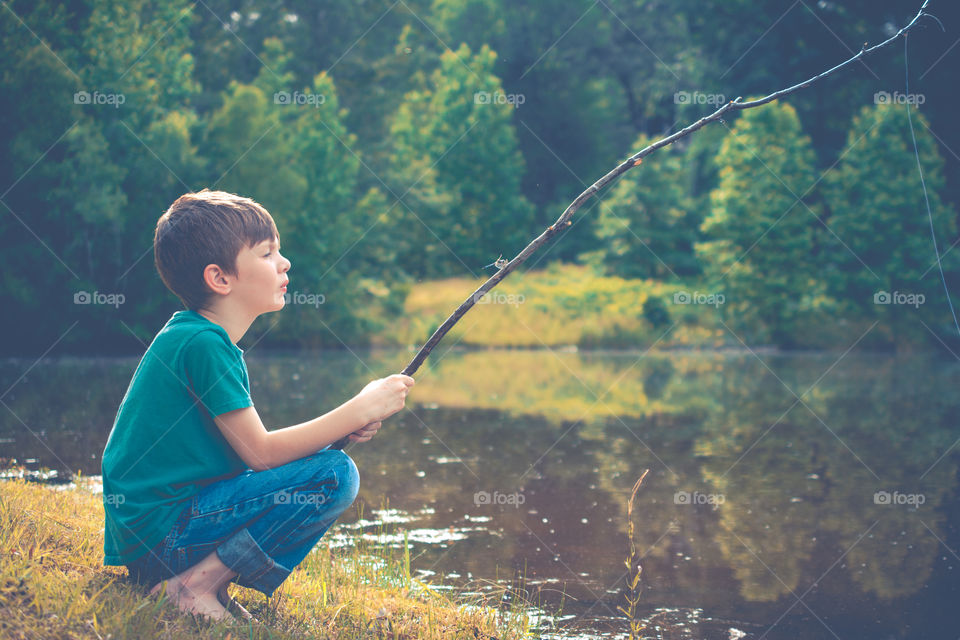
[0,479,529,639]
[377,264,729,349]
[377,264,881,351]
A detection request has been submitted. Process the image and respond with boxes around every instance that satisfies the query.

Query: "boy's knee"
[308,449,358,510]
[332,450,359,507]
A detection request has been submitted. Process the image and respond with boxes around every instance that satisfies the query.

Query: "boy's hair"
[154,189,279,310]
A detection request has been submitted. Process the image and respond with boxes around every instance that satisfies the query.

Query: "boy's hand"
[356,374,415,424]
[348,421,382,443]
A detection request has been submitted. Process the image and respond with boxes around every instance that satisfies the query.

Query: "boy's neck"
[195,305,256,345]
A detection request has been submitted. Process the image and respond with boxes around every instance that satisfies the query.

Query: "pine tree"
[387,43,534,277]
[593,133,698,279]
[697,101,824,346]
[823,104,958,346]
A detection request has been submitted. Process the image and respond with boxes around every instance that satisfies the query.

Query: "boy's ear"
[202,264,232,296]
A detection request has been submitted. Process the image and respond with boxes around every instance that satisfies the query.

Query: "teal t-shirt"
[101,310,253,566]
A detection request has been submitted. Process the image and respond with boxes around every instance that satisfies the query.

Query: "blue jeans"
[126,449,359,597]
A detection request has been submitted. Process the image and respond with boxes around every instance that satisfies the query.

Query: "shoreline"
[0,479,532,639]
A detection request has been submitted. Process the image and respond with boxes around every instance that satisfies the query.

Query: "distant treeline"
[1,0,957,354]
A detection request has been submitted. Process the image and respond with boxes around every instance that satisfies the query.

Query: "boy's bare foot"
[150,577,228,621]
[147,549,240,622]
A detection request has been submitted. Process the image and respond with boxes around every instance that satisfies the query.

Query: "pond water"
[2,348,959,639]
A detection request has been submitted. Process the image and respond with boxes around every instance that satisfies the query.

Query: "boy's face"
[230,237,291,315]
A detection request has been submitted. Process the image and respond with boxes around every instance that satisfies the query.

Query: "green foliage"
[206,52,400,346]
[2,0,958,353]
[431,0,695,260]
[697,101,826,346]
[823,104,959,346]
[593,134,699,279]
[387,43,534,276]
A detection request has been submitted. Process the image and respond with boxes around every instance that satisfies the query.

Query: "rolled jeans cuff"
[216,527,291,597]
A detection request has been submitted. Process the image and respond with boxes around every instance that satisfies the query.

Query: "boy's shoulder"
[147,310,241,367]
[126,310,246,398]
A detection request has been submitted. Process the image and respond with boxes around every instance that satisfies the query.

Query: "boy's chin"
[260,295,286,313]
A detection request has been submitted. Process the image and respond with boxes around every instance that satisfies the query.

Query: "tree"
[0,0,203,353]
[387,43,534,277]
[591,133,698,279]
[272,71,399,346]
[823,104,959,346]
[205,42,399,346]
[697,101,825,346]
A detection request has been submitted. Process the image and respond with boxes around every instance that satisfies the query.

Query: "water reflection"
[1,349,958,638]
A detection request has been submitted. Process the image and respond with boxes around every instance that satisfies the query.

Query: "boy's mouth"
[280,279,289,291]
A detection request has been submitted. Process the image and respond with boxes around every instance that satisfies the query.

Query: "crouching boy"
[101,189,414,621]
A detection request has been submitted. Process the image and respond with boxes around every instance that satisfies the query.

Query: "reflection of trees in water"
[698,355,958,602]
[405,349,721,422]
[251,350,960,609]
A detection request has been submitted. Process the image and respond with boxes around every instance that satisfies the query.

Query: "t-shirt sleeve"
[181,330,253,417]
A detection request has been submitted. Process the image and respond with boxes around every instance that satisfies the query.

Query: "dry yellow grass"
[0,479,530,639]
[377,264,727,349]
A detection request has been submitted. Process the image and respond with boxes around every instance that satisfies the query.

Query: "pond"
[2,348,959,639]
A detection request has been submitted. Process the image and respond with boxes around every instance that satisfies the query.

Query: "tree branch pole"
[331,0,933,450]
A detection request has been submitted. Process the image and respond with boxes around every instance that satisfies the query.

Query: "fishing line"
[903,32,960,338]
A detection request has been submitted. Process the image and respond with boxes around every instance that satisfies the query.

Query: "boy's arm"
[215,374,413,471]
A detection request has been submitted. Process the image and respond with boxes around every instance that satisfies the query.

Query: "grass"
[376,264,729,349]
[0,479,531,639]
[618,471,649,640]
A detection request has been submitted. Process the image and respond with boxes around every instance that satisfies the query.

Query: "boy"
[101,189,414,621]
